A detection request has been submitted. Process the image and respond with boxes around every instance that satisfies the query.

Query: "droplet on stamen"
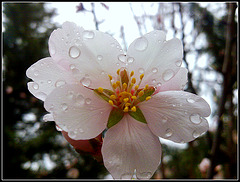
[80,77,91,87]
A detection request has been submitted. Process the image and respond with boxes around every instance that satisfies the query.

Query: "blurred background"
[2,2,238,179]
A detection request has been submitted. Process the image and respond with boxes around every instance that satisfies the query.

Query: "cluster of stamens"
[97,69,152,113]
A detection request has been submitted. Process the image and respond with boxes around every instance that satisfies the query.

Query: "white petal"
[44,84,112,140]
[139,91,211,143]
[48,21,124,89]
[126,30,183,87]
[102,115,161,179]
[157,67,188,92]
[26,57,76,101]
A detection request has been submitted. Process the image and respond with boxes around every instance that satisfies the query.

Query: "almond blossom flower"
[26,21,211,179]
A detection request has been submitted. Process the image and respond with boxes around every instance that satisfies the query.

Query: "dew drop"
[69,64,76,70]
[157,82,162,87]
[35,92,47,100]
[67,91,74,99]
[34,71,39,76]
[189,113,201,124]
[127,57,134,64]
[61,103,68,111]
[47,80,52,84]
[75,94,85,106]
[97,55,103,61]
[69,46,81,59]
[118,54,126,63]
[71,68,80,75]
[85,98,92,104]
[138,68,144,74]
[138,172,152,179]
[110,43,115,47]
[193,130,200,138]
[134,37,148,51]
[80,77,91,87]
[49,41,56,55]
[55,125,63,131]
[55,80,66,87]
[43,114,54,122]
[68,131,77,139]
[165,128,173,137]
[162,69,174,81]
[152,67,158,73]
[152,79,156,83]
[82,30,95,39]
[79,128,84,133]
[32,83,39,90]
[187,97,195,103]
[162,116,168,123]
[120,172,132,179]
[175,60,182,67]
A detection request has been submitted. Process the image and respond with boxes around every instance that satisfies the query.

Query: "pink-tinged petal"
[126,30,183,87]
[26,57,76,101]
[44,84,112,140]
[157,67,188,92]
[48,21,124,89]
[102,115,161,179]
[139,91,211,143]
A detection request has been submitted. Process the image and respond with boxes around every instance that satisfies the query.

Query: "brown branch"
[207,3,237,179]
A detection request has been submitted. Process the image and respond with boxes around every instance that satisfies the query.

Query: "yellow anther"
[116,81,120,86]
[130,71,134,77]
[123,83,128,89]
[138,90,144,97]
[98,87,103,93]
[131,78,136,84]
[135,85,139,91]
[112,83,117,89]
[131,96,137,100]
[125,103,131,107]
[123,106,129,112]
[108,75,113,80]
[144,84,149,90]
[110,95,116,100]
[123,98,129,102]
[146,96,151,101]
[131,106,137,112]
[117,69,120,75]
[109,100,114,106]
[140,74,144,80]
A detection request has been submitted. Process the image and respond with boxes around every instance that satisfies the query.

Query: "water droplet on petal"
[138,68,144,73]
[187,97,195,103]
[61,103,68,111]
[162,69,174,81]
[120,172,132,179]
[110,43,115,47]
[69,46,81,59]
[68,131,77,139]
[49,40,56,55]
[97,55,103,61]
[32,83,39,90]
[80,77,91,87]
[152,79,156,83]
[34,71,39,76]
[43,114,54,122]
[118,54,126,63]
[71,68,80,75]
[75,94,85,106]
[67,91,74,99]
[134,37,148,51]
[36,92,47,100]
[175,60,182,67]
[162,116,168,123]
[82,30,95,39]
[55,80,66,87]
[127,57,134,64]
[55,125,63,131]
[69,64,76,70]
[138,172,152,179]
[152,67,158,73]
[190,113,201,124]
[193,130,200,138]
[85,98,91,104]
[165,128,173,137]
[47,80,52,84]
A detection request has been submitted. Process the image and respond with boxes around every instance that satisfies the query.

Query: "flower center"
[95,68,155,113]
